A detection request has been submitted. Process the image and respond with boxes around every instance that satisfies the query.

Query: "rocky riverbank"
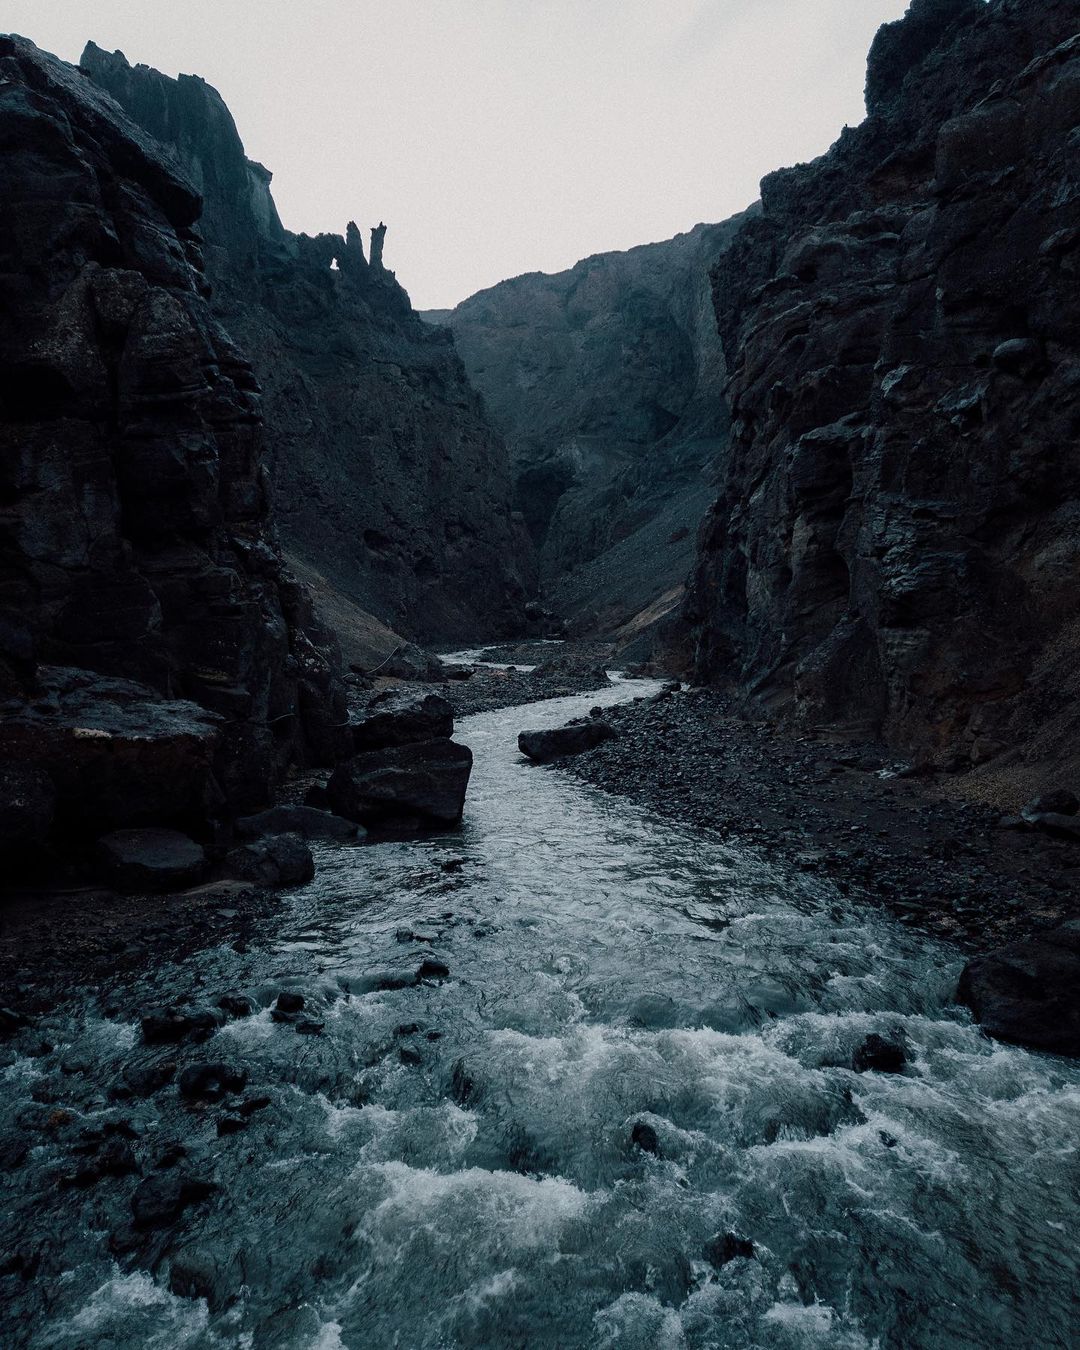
[558,686,1080,956]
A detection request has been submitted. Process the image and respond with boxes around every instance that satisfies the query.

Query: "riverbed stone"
[178,1062,248,1103]
[958,922,1080,1056]
[131,1172,217,1230]
[518,721,620,763]
[141,1005,224,1046]
[222,834,315,887]
[852,1032,907,1074]
[350,689,454,752]
[96,828,207,892]
[327,739,473,829]
[234,805,361,841]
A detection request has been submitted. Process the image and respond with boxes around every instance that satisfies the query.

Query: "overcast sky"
[7,0,911,310]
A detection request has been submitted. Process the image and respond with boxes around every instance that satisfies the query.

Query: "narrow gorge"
[1,2,1078,1347]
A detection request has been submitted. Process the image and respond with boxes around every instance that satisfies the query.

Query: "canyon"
[1,2,1079,1343]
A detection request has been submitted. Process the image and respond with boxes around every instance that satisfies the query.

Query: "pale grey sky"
[7,0,912,309]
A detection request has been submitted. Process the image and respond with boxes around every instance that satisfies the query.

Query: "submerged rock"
[327,740,473,830]
[958,924,1080,1057]
[131,1172,216,1230]
[141,1006,224,1046]
[518,721,620,763]
[703,1232,755,1268]
[96,828,207,893]
[178,1062,249,1102]
[852,1032,907,1074]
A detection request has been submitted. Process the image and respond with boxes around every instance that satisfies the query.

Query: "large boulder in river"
[327,740,473,829]
[958,923,1080,1057]
[235,805,360,841]
[223,834,315,888]
[518,721,620,763]
[350,690,454,753]
[97,828,207,892]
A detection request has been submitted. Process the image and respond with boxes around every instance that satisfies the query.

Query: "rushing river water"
[3,678,1079,1348]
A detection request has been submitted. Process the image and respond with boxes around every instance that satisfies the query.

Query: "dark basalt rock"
[222,834,315,888]
[178,1062,248,1102]
[327,739,473,829]
[0,36,348,844]
[131,1172,216,1230]
[958,923,1080,1056]
[518,721,620,764]
[350,690,454,753]
[852,1032,907,1074]
[686,2,1080,777]
[96,828,207,893]
[0,761,54,858]
[81,44,533,645]
[630,1121,660,1155]
[1023,791,1079,818]
[234,805,360,841]
[704,1232,755,1268]
[141,1006,224,1046]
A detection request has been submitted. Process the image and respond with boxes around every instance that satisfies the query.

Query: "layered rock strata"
[686,0,1080,776]
[82,42,533,643]
[0,36,346,856]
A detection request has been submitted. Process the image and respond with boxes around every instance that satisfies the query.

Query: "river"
[3,677,1079,1348]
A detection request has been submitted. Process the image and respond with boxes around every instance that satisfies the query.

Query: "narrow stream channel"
[4,678,1079,1348]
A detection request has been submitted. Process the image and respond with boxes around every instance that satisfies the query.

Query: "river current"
[3,677,1079,1348]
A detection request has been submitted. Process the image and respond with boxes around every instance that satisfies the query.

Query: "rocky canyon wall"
[0,36,347,848]
[687,0,1080,776]
[430,216,754,640]
[81,42,533,645]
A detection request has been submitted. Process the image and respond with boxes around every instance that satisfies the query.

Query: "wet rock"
[96,828,207,893]
[295,1020,324,1036]
[958,923,1080,1056]
[380,644,448,683]
[630,1121,660,1155]
[216,1115,247,1137]
[351,690,454,752]
[238,1095,272,1116]
[141,1006,224,1046]
[178,1063,248,1103]
[117,1060,177,1098]
[0,1007,30,1037]
[416,958,450,982]
[97,1138,139,1178]
[852,1033,907,1074]
[327,740,473,830]
[223,834,315,887]
[218,994,256,1019]
[704,1232,755,1268]
[1024,790,1079,817]
[234,805,360,842]
[274,991,305,1015]
[131,1172,216,1230]
[0,761,55,857]
[518,721,620,763]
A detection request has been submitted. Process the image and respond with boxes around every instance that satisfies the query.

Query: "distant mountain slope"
[426,213,755,637]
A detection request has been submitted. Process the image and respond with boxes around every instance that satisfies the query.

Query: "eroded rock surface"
[686,0,1080,781]
[0,36,346,858]
[82,42,534,644]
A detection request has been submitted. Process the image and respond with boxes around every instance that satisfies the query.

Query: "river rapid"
[3,676,1078,1348]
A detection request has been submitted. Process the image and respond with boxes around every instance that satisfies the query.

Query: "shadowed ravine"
[5,678,1080,1348]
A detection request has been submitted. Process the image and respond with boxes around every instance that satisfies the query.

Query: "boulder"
[234,805,360,841]
[350,690,454,752]
[0,761,55,855]
[141,1006,225,1046]
[222,834,314,888]
[327,740,473,829]
[704,1233,755,1268]
[131,1172,216,1230]
[852,1032,907,1074]
[380,644,447,683]
[957,923,1080,1056]
[1024,790,1079,817]
[178,1062,248,1102]
[96,828,207,892]
[518,721,620,763]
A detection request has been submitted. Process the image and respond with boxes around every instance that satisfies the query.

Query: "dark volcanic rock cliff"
[0,36,345,846]
[82,42,532,644]
[431,217,753,639]
[687,0,1080,777]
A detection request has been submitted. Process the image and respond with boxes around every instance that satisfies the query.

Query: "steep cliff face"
[0,35,345,841]
[82,42,533,644]
[687,0,1080,777]
[431,217,753,636]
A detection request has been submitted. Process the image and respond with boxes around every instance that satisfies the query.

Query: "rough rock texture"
[327,740,473,830]
[958,923,1080,1056]
[0,36,347,845]
[350,690,454,753]
[82,42,533,644]
[518,721,620,764]
[686,0,1080,781]
[96,828,207,892]
[429,217,754,638]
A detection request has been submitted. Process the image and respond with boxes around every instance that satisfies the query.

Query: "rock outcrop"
[0,36,346,856]
[686,0,1080,780]
[81,42,534,644]
[429,216,754,641]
